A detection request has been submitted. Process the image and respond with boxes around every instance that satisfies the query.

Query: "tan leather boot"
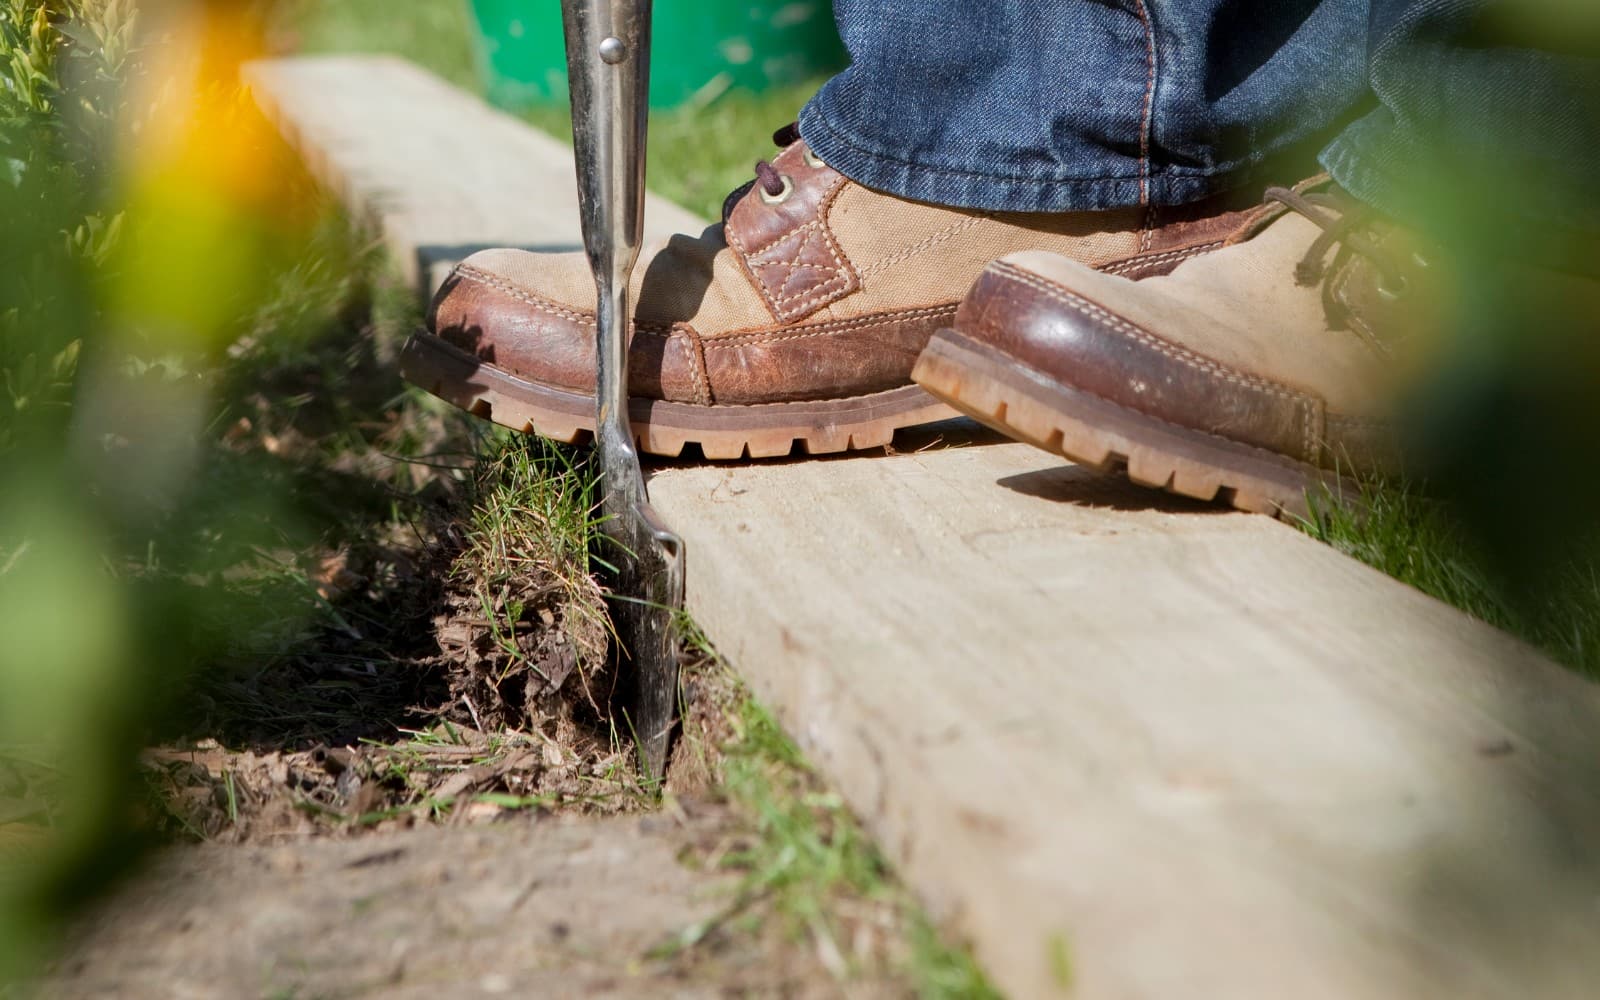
[402,125,1254,459]
[914,176,1450,516]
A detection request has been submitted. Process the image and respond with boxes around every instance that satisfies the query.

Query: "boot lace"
[1262,183,1412,331]
[721,123,806,224]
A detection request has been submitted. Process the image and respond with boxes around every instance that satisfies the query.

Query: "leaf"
[49,339,78,379]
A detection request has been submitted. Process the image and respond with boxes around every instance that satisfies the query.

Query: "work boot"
[403,125,1256,459]
[913,176,1441,517]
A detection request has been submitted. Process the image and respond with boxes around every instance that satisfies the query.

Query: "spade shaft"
[561,0,683,779]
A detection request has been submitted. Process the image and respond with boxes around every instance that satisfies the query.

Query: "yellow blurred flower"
[109,0,314,354]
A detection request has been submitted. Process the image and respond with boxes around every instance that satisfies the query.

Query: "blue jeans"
[798,0,1600,226]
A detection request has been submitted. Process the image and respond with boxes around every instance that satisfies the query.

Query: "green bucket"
[467,0,846,110]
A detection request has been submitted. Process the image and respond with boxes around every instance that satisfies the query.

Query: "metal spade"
[560,0,683,780]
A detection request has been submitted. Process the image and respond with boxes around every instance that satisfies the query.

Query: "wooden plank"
[244,55,1600,998]
[243,55,705,294]
[646,427,1600,1000]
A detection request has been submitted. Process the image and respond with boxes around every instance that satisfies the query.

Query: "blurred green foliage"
[0,0,133,454]
[1,1,143,979]
[0,0,417,983]
[1367,4,1600,635]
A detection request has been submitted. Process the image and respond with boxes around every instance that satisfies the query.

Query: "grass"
[136,401,659,840]
[644,76,828,220]
[718,699,1001,997]
[271,0,481,91]
[443,435,614,724]
[1302,482,1600,677]
[519,77,829,221]
[670,625,1002,997]
[270,0,824,223]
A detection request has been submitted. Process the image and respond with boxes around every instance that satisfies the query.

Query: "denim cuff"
[1318,109,1411,222]
[799,98,1230,214]
[1324,104,1600,236]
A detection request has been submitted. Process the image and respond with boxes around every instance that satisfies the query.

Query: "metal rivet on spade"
[598,36,626,63]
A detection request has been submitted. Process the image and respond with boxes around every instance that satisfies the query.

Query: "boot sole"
[913,329,1354,519]
[401,330,958,459]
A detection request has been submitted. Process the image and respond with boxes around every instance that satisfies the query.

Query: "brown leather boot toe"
[403,125,1256,459]
[914,176,1444,516]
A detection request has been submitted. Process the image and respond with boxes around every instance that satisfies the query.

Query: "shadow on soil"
[129,249,654,845]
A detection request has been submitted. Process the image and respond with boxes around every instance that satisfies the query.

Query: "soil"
[31,651,910,999]
[38,804,857,999]
[10,236,922,999]
[24,630,920,999]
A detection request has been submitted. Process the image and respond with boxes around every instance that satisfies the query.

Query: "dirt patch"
[126,250,655,843]
[141,722,644,843]
[138,434,654,841]
[36,803,873,999]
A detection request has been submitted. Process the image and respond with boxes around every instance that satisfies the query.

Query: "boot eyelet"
[801,145,825,169]
[1377,274,1409,302]
[760,174,795,205]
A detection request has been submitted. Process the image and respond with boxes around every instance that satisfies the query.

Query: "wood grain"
[649,428,1600,999]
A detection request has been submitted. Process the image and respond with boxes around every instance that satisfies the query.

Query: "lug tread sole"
[400,330,956,460]
[913,329,1354,519]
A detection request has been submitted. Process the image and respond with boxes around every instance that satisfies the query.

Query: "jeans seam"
[1132,0,1156,209]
